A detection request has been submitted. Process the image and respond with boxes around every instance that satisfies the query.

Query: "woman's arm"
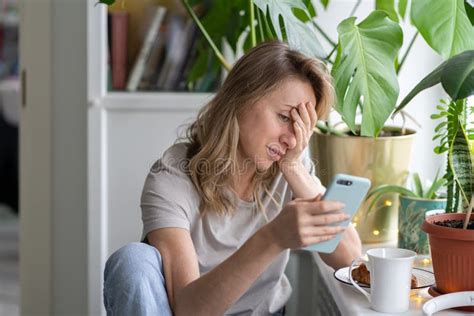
[148,227,282,316]
[279,160,323,199]
[148,197,348,316]
[281,162,362,269]
[318,224,362,269]
[281,102,362,269]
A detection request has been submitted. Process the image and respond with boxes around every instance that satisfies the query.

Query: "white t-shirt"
[140,142,322,315]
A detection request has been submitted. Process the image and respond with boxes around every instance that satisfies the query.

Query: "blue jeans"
[103,242,173,315]
[103,242,285,315]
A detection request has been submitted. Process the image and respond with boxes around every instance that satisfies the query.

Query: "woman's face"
[237,78,317,172]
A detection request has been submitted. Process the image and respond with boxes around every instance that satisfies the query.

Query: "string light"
[373,230,380,236]
[384,200,392,206]
[421,258,431,266]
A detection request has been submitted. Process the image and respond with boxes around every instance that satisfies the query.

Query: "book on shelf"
[156,15,196,91]
[126,6,167,92]
[107,2,211,92]
[174,25,200,91]
[110,11,128,90]
[137,15,169,91]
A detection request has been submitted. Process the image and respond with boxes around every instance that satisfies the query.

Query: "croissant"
[351,263,418,288]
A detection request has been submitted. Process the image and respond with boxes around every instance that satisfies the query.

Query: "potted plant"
[310,1,473,243]
[99,0,474,243]
[394,49,473,304]
[183,0,473,244]
[366,172,447,254]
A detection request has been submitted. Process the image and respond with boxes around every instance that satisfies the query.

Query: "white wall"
[105,108,202,251]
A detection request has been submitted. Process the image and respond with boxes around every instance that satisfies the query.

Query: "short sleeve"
[140,158,198,240]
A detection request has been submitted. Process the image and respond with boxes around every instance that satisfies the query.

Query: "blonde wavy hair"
[185,40,334,217]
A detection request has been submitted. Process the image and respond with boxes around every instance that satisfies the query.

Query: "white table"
[313,242,472,315]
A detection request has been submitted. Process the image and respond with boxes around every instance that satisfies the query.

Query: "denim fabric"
[103,242,173,316]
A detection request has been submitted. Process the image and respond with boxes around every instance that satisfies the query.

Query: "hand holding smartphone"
[303,173,371,253]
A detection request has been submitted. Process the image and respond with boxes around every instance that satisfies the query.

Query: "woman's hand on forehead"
[279,101,317,166]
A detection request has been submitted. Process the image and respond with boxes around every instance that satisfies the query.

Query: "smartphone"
[303,173,371,253]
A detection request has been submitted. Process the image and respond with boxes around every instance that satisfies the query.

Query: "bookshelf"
[105,0,217,93]
[87,1,211,120]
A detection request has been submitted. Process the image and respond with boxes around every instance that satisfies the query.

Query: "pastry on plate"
[351,263,418,288]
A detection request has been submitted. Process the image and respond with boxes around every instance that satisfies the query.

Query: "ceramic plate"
[334,267,435,289]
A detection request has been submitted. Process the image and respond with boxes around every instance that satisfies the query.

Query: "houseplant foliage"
[98,0,474,137]
[366,172,447,211]
[366,172,447,254]
[395,49,473,298]
[395,49,474,218]
[186,0,474,138]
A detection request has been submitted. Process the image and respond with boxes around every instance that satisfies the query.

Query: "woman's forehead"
[264,79,317,106]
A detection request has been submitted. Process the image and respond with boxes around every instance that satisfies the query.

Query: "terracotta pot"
[422,213,474,294]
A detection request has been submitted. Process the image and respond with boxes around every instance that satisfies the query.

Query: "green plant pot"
[398,196,446,254]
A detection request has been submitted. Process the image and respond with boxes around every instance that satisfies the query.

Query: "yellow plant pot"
[309,127,416,243]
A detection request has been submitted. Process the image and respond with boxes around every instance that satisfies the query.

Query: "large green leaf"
[396,50,474,112]
[253,0,326,58]
[331,11,403,137]
[411,0,474,59]
[441,50,474,100]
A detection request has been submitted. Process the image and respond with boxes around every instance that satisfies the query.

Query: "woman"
[103,41,362,316]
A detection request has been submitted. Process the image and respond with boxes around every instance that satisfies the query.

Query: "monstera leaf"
[411,0,474,59]
[253,0,325,58]
[331,11,402,137]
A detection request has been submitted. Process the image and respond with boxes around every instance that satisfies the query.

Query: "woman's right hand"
[263,194,350,250]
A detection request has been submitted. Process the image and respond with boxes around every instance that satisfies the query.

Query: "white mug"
[349,248,417,313]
